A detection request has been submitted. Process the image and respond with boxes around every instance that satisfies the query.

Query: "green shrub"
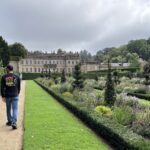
[48,80,55,87]
[95,105,112,116]
[134,88,147,94]
[132,110,150,138]
[60,82,73,93]
[113,106,136,126]
[62,92,73,99]
[115,94,139,109]
[104,61,116,107]
[51,84,61,93]
[22,73,41,80]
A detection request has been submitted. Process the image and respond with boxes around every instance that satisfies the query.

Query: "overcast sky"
[1,0,150,54]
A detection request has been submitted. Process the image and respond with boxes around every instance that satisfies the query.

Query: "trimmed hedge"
[127,92,150,101]
[82,67,140,79]
[22,73,41,80]
[94,86,103,90]
[35,80,150,150]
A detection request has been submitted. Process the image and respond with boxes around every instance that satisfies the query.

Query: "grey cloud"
[0,0,150,54]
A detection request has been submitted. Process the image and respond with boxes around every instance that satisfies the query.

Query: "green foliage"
[0,36,10,66]
[104,61,116,106]
[80,50,93,62]
[143,60,150,85]
[9,42,27,58]
[72,64,84,89]
[132,110,150,138]
[22,73,41,80]
[25,81,109,150]
[51,84,61,93]
[62,92,73,99]
[48,80,55,87]
[127,39,150,61]
[134,88,147,94]
[37,80,150,150]
[60,82,73,93]
[95,105,112,116]
[61,69,66,83]
[113,106,136,126]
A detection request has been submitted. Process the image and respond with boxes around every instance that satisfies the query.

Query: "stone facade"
[10,51,80,73]
[9,51,130,73]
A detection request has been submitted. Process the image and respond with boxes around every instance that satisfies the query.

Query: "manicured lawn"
[23,81,112,150]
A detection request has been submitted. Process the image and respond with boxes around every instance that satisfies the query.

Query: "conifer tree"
[72,64,83,89]
[61,69,66,83]
[104,60,116,106]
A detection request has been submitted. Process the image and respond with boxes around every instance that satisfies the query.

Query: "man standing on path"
[1,65,21,129]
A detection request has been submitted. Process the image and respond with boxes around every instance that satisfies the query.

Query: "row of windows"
[23,67,74,73]
[22,60,78,65]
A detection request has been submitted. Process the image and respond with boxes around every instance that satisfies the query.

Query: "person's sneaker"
[12,123,17,129]
[6,122,12,126]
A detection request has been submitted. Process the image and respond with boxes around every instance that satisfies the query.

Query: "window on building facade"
[72,68,74,72]
[53,60,55,64]
[49,61,51,64]
[30,60,32,64]
[34,68,37,73]
[34,60,36,64]
[30,68,32,72]
[38,68,40,72]
[26,68,28,72]
[26,60,28,65]
[68,68,71,72]
[68,61,70,64]
[38,60,40,64]
[72,61,74,64]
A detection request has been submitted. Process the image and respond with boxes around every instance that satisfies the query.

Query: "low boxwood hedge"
[22,73,41,80]
[127,92,150,101]
[35,80,150,150]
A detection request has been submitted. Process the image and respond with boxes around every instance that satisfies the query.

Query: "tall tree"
[80,50,93,62]
[127,39,150,61]
[72,64,83,89]
[9,42,28,58]
[0,36,10,67]
[143,60,150,85]
[61,69,66,83]
[104,60,116,107]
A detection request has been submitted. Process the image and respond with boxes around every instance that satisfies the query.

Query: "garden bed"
[35,79,150,150]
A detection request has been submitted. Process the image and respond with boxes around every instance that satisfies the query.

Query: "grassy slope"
[23,81,111,150]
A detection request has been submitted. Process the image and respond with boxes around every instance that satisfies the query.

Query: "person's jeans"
[6,97,19,124]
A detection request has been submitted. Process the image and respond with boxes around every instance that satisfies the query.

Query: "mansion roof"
[27,51,80,60]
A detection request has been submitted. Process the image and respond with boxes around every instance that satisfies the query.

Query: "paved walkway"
[0,81,25,150]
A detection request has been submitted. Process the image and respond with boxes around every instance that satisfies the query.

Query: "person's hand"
[2,97,6,103]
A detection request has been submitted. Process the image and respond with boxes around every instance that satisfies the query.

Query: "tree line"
[80,37,150,67]
[1,35,150,67]
[0,36,28,67]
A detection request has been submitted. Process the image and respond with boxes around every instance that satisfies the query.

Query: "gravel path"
[0,81,25,150]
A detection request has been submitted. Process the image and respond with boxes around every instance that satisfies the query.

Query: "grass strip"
[23,81,111,150]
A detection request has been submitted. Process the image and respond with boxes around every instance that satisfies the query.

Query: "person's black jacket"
[1,73,21,98]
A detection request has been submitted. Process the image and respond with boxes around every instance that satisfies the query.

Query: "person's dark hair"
[6,65,13,71]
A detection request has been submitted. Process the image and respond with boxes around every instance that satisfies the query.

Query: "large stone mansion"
[10,50,130,73]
